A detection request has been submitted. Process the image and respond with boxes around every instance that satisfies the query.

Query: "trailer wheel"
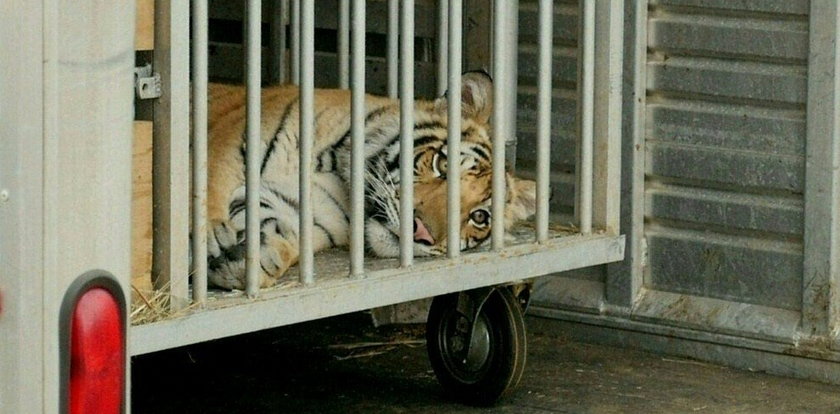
[426,288,527,406]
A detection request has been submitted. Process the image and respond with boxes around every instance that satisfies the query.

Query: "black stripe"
[470,143,490,162]
[261,97,300,174]
[230,200,273,218]
[314,181,350,223]
[471,233,491,248]
[413,151,426,170]
[413,135,444,149]
[239,138,247,174]
[265,185,300,210]
[364,189,387,221]
[261,217,289,238]
[414,121,444,131]
[224,242,247,262]
[330,130,351,154]
[208,253,225,271]
[316,150,335,173]
[329,104,394,157]
[261,216,278,228]
[368,133,401,163]
[314,222,336,247]
[385,152,401,173]
[213,223,231,249]
[210,224,223,256]
[329,150,337,173]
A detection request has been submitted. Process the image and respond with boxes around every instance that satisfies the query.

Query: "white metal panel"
[0,2,46,412]
[45,0,135,410]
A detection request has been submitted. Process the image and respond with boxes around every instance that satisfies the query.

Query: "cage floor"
[130,221,579,325]
[130,223,623,355]
[131,221,577,326]
[201,221,578,302]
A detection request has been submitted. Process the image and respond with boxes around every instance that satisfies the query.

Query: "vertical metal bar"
[490,0,514,250]
[387,0,399,98]
[271,0,289,84]
[299,0,315,284]
[153,0,191,309]
[592,0,623,235]
[280,0,289,83]
[291,0,300,85]
[604,0,645,308]
[437,0,449,95]
[498,1,519,174]
[535,0,552,242]
[191,0,209,303]
[446,0,462,258]
[400,0,416,266]
[803,1,840,339]
[338,0,350,88]
[245,0,262,297]
[579,0,595,235]
[350,0,366,276]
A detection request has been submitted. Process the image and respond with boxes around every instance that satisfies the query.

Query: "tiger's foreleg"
[206,181,302,290]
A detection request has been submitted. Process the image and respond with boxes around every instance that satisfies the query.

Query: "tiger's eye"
[433,151,448,178]
[470,209,490,226]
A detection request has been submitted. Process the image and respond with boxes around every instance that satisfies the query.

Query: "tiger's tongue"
[414,218,435,245]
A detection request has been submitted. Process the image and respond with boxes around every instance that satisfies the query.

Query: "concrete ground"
[132,313,840,413]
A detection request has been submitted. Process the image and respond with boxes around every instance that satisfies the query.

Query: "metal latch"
[134,63,161,100]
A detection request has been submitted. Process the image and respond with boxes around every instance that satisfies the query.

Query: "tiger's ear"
[504,174,537,227]
[435,71,494,124]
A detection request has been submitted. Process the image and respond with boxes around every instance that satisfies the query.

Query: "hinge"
[134,63,162,100]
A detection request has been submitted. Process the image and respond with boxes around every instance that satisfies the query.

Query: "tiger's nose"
[414,218,435,246]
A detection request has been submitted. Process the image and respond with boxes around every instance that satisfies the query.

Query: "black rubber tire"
[426,288,527,406]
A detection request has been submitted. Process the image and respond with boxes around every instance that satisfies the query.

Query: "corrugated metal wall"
[526,0,840,382]
[644,0,808,315]
[644,0,808,318]
[530,0,809,313]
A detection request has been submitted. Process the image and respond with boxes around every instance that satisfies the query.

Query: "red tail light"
[61,272,126,414]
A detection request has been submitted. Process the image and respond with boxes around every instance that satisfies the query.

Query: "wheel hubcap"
[446,314,491,373]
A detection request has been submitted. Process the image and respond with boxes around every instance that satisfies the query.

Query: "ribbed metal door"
[528,0,840,383]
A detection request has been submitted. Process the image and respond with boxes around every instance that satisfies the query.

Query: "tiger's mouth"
[366,215,443,257]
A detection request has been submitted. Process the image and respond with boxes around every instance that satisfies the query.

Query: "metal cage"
[130,0,624,355]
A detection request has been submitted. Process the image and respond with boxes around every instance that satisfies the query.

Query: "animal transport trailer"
[0,0,624,411]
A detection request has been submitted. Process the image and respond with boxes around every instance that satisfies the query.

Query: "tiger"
[205,71,537,290]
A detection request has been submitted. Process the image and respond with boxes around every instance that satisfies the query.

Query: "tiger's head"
[366,71,537,257]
